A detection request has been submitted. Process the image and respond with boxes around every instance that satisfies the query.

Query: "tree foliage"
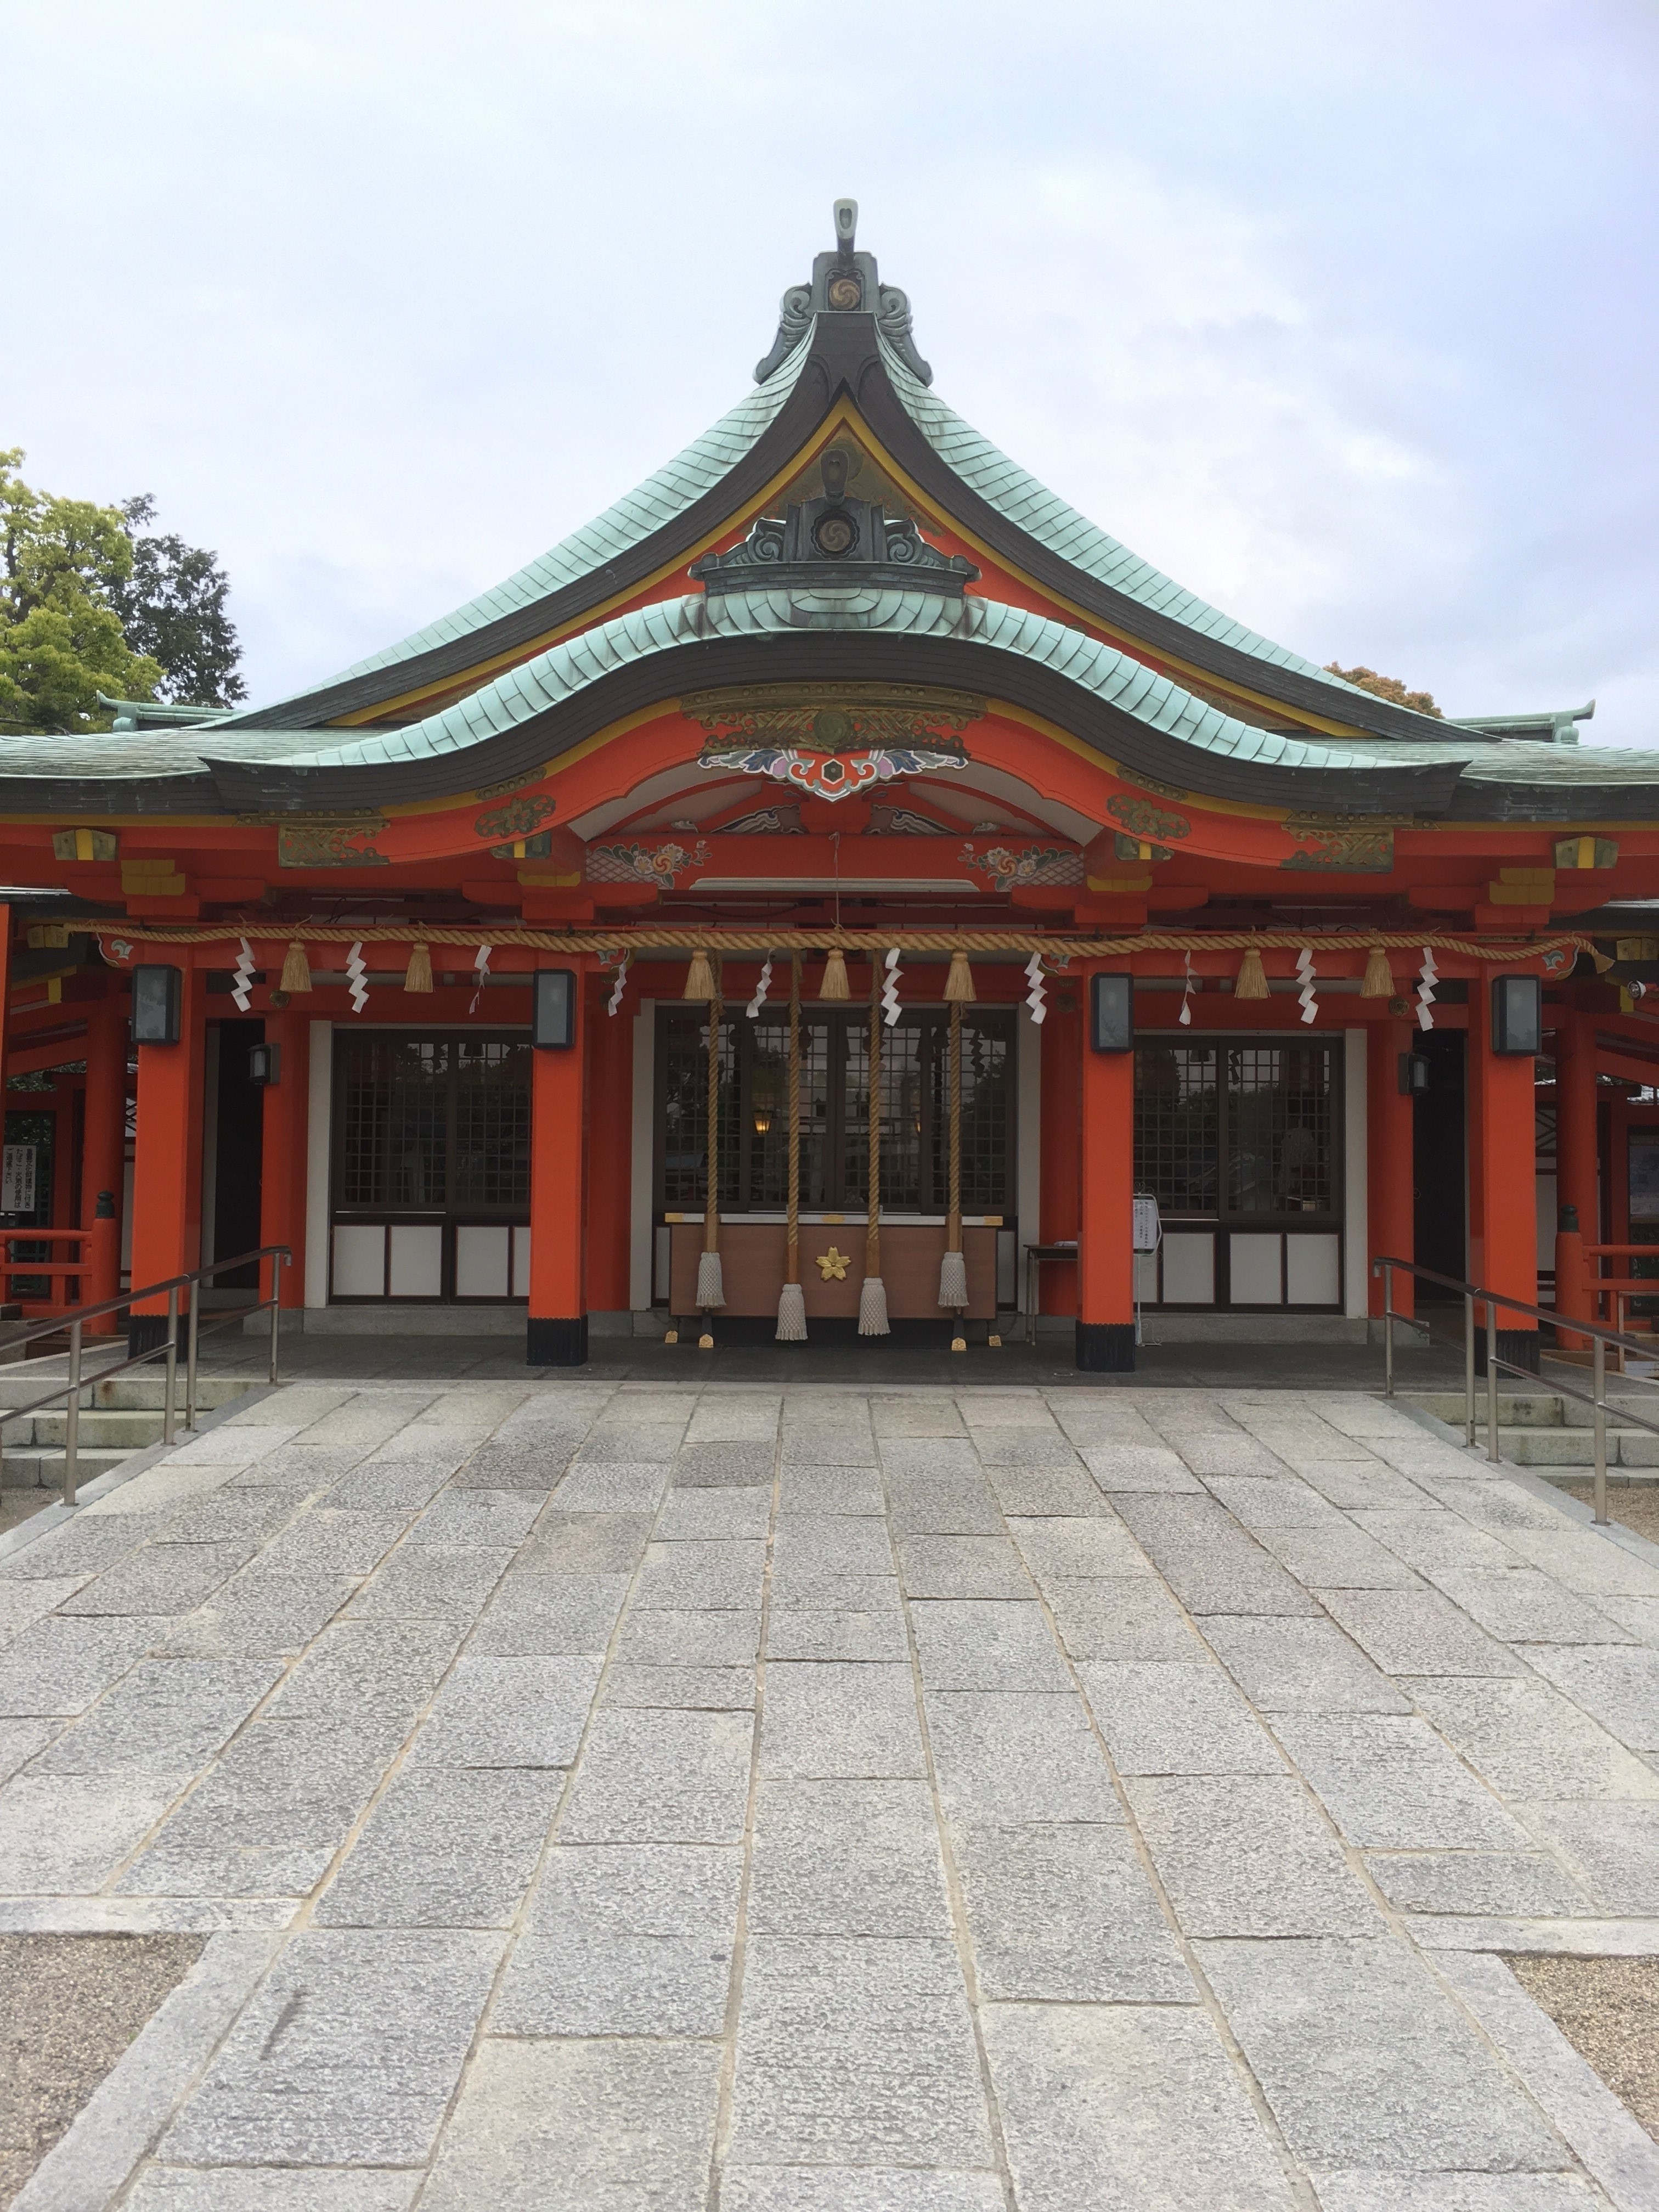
[1324,662,1441,718]
[109,495,246,708]
[0,449,244,735]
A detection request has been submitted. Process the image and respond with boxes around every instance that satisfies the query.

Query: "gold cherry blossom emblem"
[815,1246,850,1281]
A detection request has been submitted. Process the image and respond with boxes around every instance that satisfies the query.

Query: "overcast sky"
[7,1,1656,738]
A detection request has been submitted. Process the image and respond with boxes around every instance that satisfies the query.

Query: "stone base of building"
[1476,1327,1543,1377]
[527,1316,590,1367]
[1076,1321,1136,1372]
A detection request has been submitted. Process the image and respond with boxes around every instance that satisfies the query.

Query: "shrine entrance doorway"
[328,1031,532,1305]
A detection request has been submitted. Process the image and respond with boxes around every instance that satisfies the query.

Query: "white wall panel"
[1286,1232,1341,1307]
[456,1224,511,1298]
[332,1224,384,1297]
[1161,1234,1215,1304]
[388,1224,443,1297]
[1230,1233,1283,1304]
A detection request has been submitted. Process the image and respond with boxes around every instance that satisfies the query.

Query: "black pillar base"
[527,1316,589,1368]
[1475,1327,1541,1378]
[1076,1321,1136,1372]
[128,1314,170,1359]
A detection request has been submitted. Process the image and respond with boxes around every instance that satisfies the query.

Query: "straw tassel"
[683,944,715,1001]
[1234,946,1269,1000]
[819,947,850,1000]
[279,941,312,994]
[859,963,890,1337]
[944,948,976,1003]
[1361,944,1395,999]
[404,942,433,993]
[776,954,808,1342]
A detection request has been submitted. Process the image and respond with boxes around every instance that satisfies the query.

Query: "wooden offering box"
[667,1220,999,1319]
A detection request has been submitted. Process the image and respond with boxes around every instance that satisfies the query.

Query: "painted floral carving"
[475,793,556,841]
[1107,794,1190,842]
[586,840,709,888]
[960,842,1084,891]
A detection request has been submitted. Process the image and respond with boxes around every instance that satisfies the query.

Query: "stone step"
[0,1374,250,1416]
[1411,1390,1659,1432]
[2,1448,142,1488]
[0,1410,166,1449]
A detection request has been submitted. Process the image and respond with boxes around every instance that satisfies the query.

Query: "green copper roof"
[207,588,1517,779]
[874,332,1376,700]
[250,329,817,710]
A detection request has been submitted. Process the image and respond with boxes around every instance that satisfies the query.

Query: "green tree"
[110,494,246,707]
[1324,662,1442,718]
[0,449,162,735]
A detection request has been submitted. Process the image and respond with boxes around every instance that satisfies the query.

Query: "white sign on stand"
[1,1145,37,1216]
[1131,1192,1162,1346]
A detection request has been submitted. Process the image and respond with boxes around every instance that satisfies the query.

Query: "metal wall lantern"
[533,970,577,1050]
[130,965,182,1046]
[1398,1052,1430,1095]
[247,1042,281,1086]
[1088,972,1134,1053]
[1491,975,1542,1057]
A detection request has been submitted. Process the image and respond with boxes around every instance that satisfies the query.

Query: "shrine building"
[3,202,1657,1372]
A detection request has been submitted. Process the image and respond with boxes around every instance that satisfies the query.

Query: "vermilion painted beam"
[259,1012,310,1311]
[128,962,205,1354]
[1468,969,1541,1371]
[1368,1017,1415,1320]
[80,1001,127,1328]
[528,960,588,1366]
[1076,967,1135,1371]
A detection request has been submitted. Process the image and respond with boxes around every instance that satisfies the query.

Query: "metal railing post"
[1464,1291,1476,1448]
[1593,1332,1609,1526]
[269,1253,281,1386]
[1383,1262,1395,1398]
[184,1283,200,1432]
[162,1286,179,1447]
[1486,1299,1500,1464]
[62,1319,82,1508]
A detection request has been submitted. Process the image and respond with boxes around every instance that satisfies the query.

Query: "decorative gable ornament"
[681,682,983,805]
[689,448,978,602]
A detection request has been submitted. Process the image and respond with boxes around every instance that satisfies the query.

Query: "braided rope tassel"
[776,954,806,1342]
[859,962,890,1336]
[696,963,724,1339]
[939,1000,968,1336]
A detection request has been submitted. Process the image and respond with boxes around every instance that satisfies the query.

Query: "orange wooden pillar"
[528,961,588,1365]
[1468,970,1541,1373]
[80,995,128,1329]
[259,1011,310,1312]
[1075,968,1135,1370]
[128,961,206,1354]
[1367,1015,1415,1321]
[1038,992,1081,1318]
[1552,1009,1598,1350]
[584,973,633,1318]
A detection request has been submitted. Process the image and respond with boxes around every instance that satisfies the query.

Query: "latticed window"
[1134,1039,1338,1219]
[335,1034,531,1211]
[657,1006,1013,1213]
[1135,1045,1220,1214]
[1228,1045,1333,1214]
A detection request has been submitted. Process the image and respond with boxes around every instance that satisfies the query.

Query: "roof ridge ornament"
[689,449,977,600]
[754,200,933,387]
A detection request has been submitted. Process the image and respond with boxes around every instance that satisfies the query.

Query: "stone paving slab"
[4,1378,1658,2205]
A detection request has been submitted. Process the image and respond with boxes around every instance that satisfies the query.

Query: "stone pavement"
[4,1381,1659,2208]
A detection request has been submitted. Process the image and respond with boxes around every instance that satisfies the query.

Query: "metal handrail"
[1372,1254,1659,1528]
[0,1244,291,1509]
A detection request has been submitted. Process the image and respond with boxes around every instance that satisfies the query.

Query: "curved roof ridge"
[236,329,818,718]
[874,331,1379,700]
[259,586,1480,780]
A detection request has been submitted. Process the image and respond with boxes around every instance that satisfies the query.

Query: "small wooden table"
[1024,1243,1078,1345]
